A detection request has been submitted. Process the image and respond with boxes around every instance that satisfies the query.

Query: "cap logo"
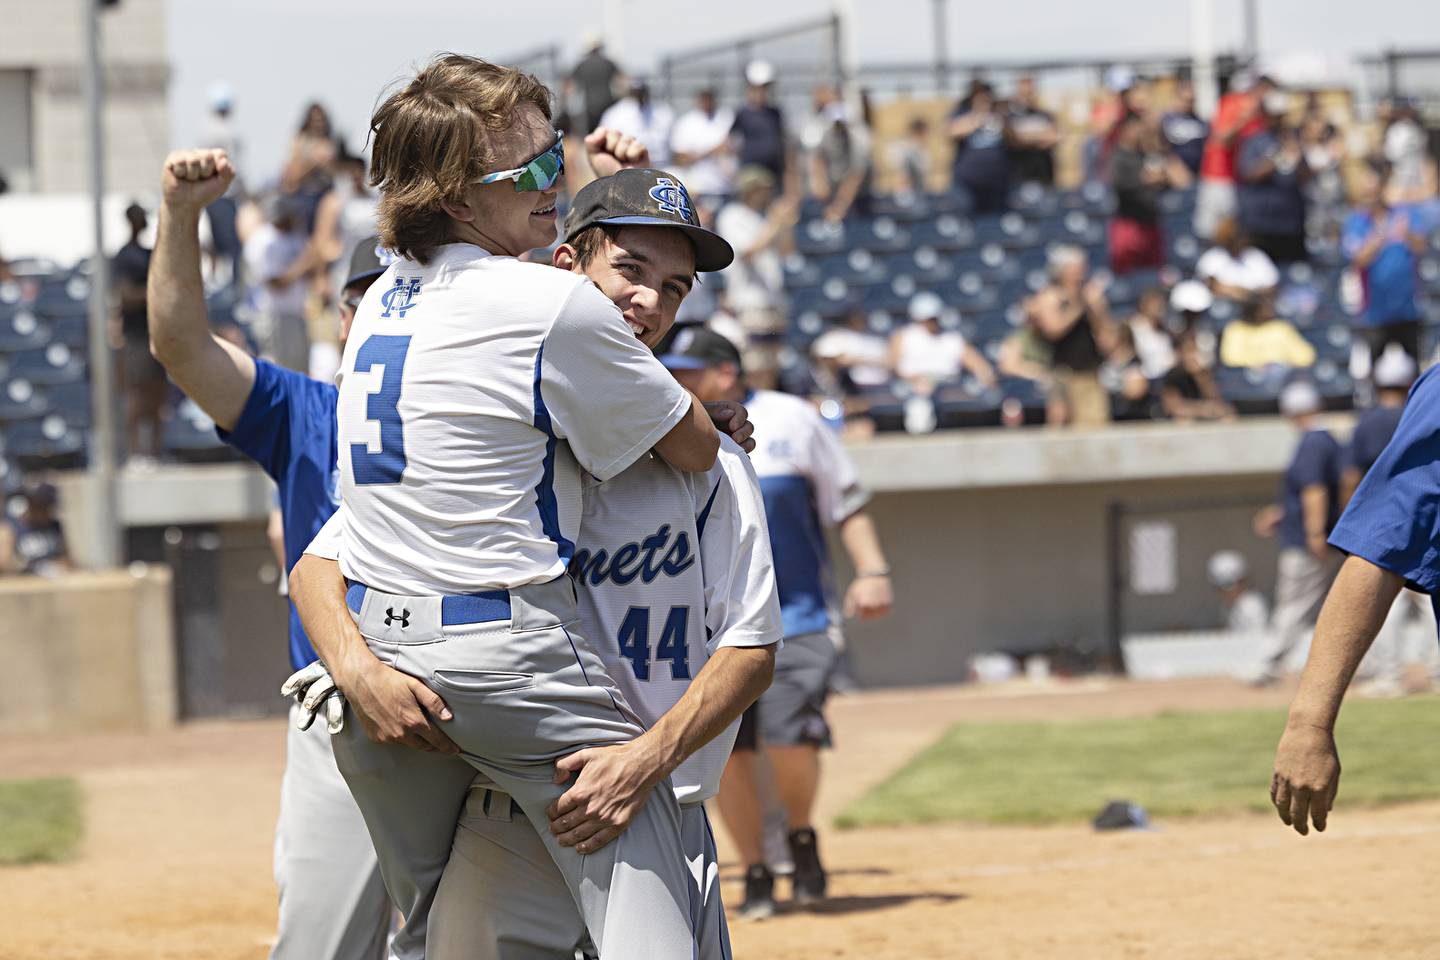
[648,178,693,223]
[374,243,398,267]
[674,327,698,352]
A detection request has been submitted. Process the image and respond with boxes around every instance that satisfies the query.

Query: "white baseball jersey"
[571,435,782,803]
[306,435,783,803]
[745,389,870,639]
[333,243,691,596]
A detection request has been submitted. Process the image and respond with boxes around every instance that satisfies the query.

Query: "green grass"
[0,777,83,865]
[838,696,1440,828]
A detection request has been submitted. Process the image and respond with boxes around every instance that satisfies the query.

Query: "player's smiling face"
[558,226,696,350]
[454,102,562,256]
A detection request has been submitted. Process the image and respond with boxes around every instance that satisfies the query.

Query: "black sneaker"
[788,827,827,904]
[737,863,776,921]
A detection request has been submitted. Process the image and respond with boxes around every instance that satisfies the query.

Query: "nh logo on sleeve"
[379,277,423,319]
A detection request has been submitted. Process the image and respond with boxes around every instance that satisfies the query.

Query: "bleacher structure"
[4,182,1440,481]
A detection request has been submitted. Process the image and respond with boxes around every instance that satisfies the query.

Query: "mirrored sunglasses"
[477,137,565,193]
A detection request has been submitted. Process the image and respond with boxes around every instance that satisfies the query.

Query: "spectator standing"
[949,83,1012,214]
[1219,294,1315,382]
[1383,98,1429,204]
[1196,216,1280,303]
[1250,381,1343,684]
[312,149,378,313]
[0,482,70,576]
[567,35,620,134]
[731,61,787,183]
[716,166,798,385]
[891,292,995,396]
[1195,72,1275,239]
[1109,113,1192,274]
[1342,170,1427,366]
[112,203,167,462]
[198,83,243,284]
[1031,245,1114,427]
[888,117,933,196]
[280,103,337,235]
[802,86,872,223]
[1237,91,1310,265]
[1162,77,1210,176]
[1160,331,1235,422]
[670,88,736,202]
[597,78,675,166]
[1299,95,1347,232]
[1206,551,1270,635]
[243,196,310,373]
[1007,74,1059,187]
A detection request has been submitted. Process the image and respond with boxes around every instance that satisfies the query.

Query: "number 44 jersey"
[570,435,783,803]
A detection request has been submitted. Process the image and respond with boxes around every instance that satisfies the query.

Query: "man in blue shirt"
[1341,169,1427,367]
[1237,93,1310,265]
[148,148,390,960]
[1250,381,1342,683]
[1273,362,1440,835]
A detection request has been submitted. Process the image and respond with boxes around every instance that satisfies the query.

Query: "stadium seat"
[0,378,48,421]
[0,308,49,351]
[5,414,86,468]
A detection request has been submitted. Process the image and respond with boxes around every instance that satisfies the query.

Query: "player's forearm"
[637,644,776,778]
[289,554,383,688]
[653,395,721,472]
[1287,556,1402,731]
[839,510,888,576]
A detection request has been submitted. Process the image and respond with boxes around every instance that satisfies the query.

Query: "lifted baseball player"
[668,329,893,919]
[286,55,722,960]
[148,149,391,960]
[298,169,782,960]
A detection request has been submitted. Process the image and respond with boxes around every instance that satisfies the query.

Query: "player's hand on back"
[340,658,461,755]
[584,128,651,178]
[546,738,669,854]
[161,148,235,213]
[704,400,755,453]
[1271,721,1340,836]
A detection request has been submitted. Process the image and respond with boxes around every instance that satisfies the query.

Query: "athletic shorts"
[734,630,839,751]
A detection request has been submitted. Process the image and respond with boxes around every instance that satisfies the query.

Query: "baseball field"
[4,676,1440,960]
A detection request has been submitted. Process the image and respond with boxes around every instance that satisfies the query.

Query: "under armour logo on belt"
[384,607,411,628]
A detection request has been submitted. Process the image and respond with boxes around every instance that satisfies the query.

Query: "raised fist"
[584,127,651,179]
[161,148,235,213]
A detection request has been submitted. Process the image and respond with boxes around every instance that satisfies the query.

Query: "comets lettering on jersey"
[569,522,696,587]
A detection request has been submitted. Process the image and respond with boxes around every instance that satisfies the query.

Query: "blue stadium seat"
[163,400,234,463]
[852,217,911,253]
[795,219,848,256]
[5,414,86,467]
[10,344,85,385]
[783,253,822,289]
[41,381,92,428]
[0,308,48,351]
[843,248,888,285]
[34,273,91,317]
[0,378,48,421]
[908,214,975,252]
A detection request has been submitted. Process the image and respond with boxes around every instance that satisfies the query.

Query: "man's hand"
[1253,504,1283,539]
[337,658,461,755]
[585,128,650,178]
[844,574,893,620]
[1272,721,1341,835]
[162,148,235,213]
[547,738,669,854]
[704,400,755,453]
[280,661,346,734]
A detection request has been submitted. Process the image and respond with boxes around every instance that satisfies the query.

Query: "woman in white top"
[891,292,996,395]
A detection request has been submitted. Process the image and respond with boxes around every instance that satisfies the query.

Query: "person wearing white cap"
[891,291,995,396]
[1249,380,1343,683]
[1208,550,1270,636]
[732,60,787,182]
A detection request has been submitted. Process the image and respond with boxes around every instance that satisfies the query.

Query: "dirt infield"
[4,677,1439,960]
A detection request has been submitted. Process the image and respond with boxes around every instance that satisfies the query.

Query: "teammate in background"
[147,149,391,960]
[1272,361,1440,835]
[1248,381,1342,684]
[1342,349,1437,697]
[297,170,780,959]
[287,56,721,960]
[0,482,71,577]
[1207,550,1269,637]
[667,328,894,919]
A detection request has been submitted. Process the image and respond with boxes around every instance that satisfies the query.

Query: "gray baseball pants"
[270,703,391,960]
[330,576,694,960]
[428,782,731,960]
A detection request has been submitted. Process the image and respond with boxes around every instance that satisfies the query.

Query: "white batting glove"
[280,661,346,735]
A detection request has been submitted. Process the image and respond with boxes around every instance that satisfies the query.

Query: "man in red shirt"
[1195,72,1276,239]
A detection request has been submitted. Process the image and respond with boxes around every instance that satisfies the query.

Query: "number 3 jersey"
[570,435,783,804]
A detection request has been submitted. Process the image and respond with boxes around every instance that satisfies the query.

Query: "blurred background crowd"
[4,18,1440,576]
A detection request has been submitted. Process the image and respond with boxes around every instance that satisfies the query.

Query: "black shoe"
[788,827,827,904]
[737,863,776,921]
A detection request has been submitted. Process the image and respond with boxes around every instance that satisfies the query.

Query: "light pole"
[84,0,121,569]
